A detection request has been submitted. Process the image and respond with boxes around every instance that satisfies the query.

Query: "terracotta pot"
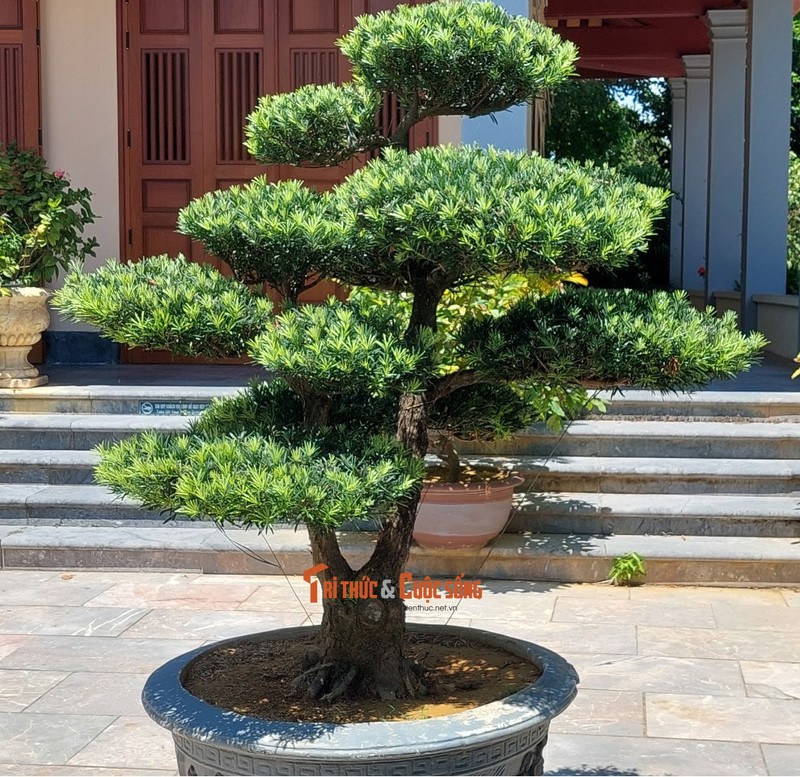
[0,287,50,388]
[142,623,579,776]
[413,474,524,550]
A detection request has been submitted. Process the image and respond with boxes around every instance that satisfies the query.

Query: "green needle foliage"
[340,1,576,118]
[177,179,339,302]
[50,0,764,700]
[245,84,383,167]
[54,256,272,359]
[249,301,430,399]
[97,430,422,529]
[458,289,766,390]
[330,147,669,291]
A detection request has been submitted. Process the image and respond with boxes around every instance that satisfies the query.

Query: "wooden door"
[0,0,40,151]
[120,0,435,362]
[0,0,42,364]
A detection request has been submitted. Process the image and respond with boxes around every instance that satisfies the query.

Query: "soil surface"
[424,465,511,485]
[183,633,540,724]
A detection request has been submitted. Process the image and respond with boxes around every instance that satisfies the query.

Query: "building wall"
[40,0,120,334]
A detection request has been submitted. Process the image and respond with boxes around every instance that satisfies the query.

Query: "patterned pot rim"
[142,623,579,761]
[0,286,50,298]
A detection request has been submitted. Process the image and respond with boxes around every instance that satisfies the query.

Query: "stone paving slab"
[761,744,800,777]
[544,734,770,776]
[0,570,797,776]
[646,693,800,745]
[740,661,800,700]
[560,653,747,696]
[66,716,177,772]
[0,712,116,766]
[638,626,800,663]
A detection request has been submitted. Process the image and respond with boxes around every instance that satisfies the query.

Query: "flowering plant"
[0,143,97,289]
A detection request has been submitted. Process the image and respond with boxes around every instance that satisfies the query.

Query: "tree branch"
[429,369,486,402]
[307,524,354,580]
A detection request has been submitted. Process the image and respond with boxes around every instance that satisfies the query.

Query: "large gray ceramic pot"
[142,623,579,777]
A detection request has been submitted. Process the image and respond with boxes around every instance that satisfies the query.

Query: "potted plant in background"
[54,2,764,774]
[0,143,97,387]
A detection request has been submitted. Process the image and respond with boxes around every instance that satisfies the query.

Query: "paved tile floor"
[0,570,797,776]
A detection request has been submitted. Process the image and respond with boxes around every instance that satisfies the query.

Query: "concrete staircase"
[0,385,798,584]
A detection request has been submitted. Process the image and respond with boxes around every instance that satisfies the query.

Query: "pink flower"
[53,170,65,179]
[697,266,706,277]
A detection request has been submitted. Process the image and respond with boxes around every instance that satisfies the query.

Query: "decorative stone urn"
[143,624,579,776]
[0,288,50,388]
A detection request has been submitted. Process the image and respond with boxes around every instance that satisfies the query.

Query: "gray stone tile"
[632,585,788,606]
[761,744,800,776]
[438,593,557,622]
[553,597,716,628]
[26,672,150,716]
[0,635,32,661]
[742,661,800,700]
[541,583,631,599]
[713,603,800,632]
[0,606,148,636]
[549,689,644,737]
[85,579,259,610]
[0,767,174,776]
[68,716,177,771]
[638,627,800,662]
[0,711,115,765]
[0,636,203,673]
[783,590,800,607]
[471,620,638,655]
[560,653,746,696]
[44,570,199,586]
[235,581,323,614]
[118,608,308,640]
[0,669,68,712]
[545,733,767,776]
[0,571,60,584]
[646,694,800,744]
[0,577,114,607]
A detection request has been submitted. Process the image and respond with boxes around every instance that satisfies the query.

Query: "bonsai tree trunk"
[301,497,425,699]
[297,389,431,701]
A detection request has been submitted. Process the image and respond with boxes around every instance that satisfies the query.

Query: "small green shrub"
[0,143,97,286]
[609,552,646,586]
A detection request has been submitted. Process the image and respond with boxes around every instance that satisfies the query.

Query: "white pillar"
[669,78,686,290]
[704,10,748,304]
[680,55,711,291]
[740,0,794,331]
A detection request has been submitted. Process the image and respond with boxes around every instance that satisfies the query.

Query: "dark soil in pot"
[183,631,541,724]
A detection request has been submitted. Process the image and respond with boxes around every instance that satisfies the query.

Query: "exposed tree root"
[291,656,428,702]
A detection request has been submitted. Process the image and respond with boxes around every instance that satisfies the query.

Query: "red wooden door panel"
[0,0,40,151]
[0,0,42,364]
[120,0,434,361]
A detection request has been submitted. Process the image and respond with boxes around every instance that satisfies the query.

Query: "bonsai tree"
[0,143,97,290]
[54,0,764,703]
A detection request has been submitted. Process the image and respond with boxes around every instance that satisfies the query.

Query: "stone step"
[459,419,800,459]
[2,484,799,539]
[0,524,796,585]
[0,414,190,450]
[0,385,238,415]
[4,414,800,458]
[508,492,800,537]
[466,455,800,495]
[596,390,800,419]
[0,450,98,484]
[0,485,162,524]
[5,446,797,496]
